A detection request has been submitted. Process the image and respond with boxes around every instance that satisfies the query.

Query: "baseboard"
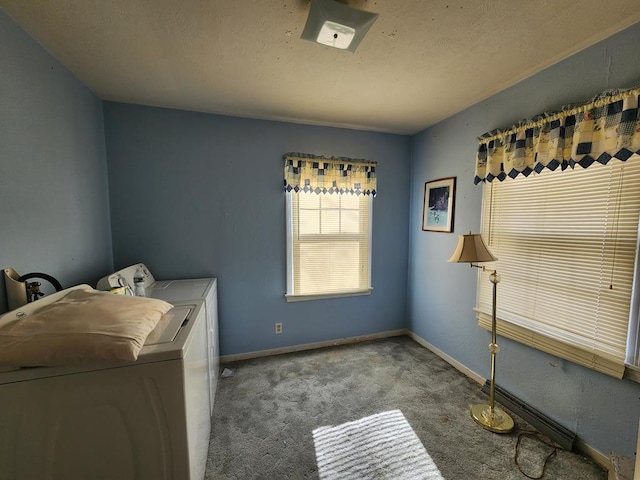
[220,329,408,363]
[406,331,485,385]
[576,438,610,471]
[481,381,576,451]
[406,330,609,471]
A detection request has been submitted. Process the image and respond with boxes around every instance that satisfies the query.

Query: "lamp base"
[470,404,514,434]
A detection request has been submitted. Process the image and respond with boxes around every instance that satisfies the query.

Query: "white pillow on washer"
[0,288,173,366]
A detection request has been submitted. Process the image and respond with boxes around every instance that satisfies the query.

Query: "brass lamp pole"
[448,233,514,434]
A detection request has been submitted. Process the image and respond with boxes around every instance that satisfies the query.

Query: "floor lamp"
[448,233,514,434]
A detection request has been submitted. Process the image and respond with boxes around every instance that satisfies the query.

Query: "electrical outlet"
[275,322,283,334]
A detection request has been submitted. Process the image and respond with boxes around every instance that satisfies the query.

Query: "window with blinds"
[477,156,640,378]
[286,191,372,300]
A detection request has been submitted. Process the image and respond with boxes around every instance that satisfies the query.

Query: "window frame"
[624,225,640,380]
[475,157,640,379]
[285,191,373,302]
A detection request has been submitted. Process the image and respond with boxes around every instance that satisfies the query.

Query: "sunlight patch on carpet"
[313,409,444,480]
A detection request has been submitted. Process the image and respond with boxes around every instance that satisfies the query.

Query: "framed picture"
[422,177,456,233]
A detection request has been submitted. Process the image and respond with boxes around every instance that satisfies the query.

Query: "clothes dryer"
[0,286,211,480]
[97,264,219,413]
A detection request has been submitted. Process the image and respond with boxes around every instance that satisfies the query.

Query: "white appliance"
[97,264,219,415]
[0,285,211,480]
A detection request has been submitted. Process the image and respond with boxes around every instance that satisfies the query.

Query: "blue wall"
[408,22,640,458]
[5,2,640,459]
[103,103,411,356]
[0,9,112,313]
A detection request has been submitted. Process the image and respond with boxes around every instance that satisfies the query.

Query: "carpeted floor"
[205,336,606,479]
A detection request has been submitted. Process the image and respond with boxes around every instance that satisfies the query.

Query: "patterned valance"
[284,153,377,196]
[474,86,640,184]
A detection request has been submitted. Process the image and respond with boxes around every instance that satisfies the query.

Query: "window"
[283,153,376,302]
[286,191,372,301]
[477,156,640,378]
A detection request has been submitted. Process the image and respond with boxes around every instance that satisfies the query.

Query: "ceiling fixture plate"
[301,0,378,52]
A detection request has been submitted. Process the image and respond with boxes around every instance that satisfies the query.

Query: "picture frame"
[422,177,456,233]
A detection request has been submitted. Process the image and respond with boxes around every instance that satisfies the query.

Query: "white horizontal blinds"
[478,156,640,377]
[292,191,370,296]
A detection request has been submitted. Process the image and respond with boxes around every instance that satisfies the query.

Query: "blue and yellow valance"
[284,153,377,196]
[475,86,640,184]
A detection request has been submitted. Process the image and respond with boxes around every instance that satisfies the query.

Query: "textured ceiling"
[2,0,640,134]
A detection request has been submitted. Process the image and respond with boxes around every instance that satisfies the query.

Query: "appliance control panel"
[96,263,156,292]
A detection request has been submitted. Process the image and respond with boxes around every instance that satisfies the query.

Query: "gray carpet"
[206,336,606,479]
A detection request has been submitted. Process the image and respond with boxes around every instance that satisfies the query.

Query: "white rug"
[313,410,444,480]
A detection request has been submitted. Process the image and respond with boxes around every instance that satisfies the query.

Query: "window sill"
[475,310,628,379]
[623,364,640,384]
[285,288,372,303]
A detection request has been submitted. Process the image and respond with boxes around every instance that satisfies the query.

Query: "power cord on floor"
[514,429,567,479]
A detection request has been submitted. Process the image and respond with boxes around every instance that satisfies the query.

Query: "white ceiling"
[3,0,640,134]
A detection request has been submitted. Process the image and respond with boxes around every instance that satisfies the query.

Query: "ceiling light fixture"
[301,0,378,53]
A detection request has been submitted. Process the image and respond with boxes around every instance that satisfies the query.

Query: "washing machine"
[97,264,219,414]
[0,285,211,480]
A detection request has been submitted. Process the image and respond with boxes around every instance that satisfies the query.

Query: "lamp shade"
[448,233,497,264]
[301,0,378,52]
